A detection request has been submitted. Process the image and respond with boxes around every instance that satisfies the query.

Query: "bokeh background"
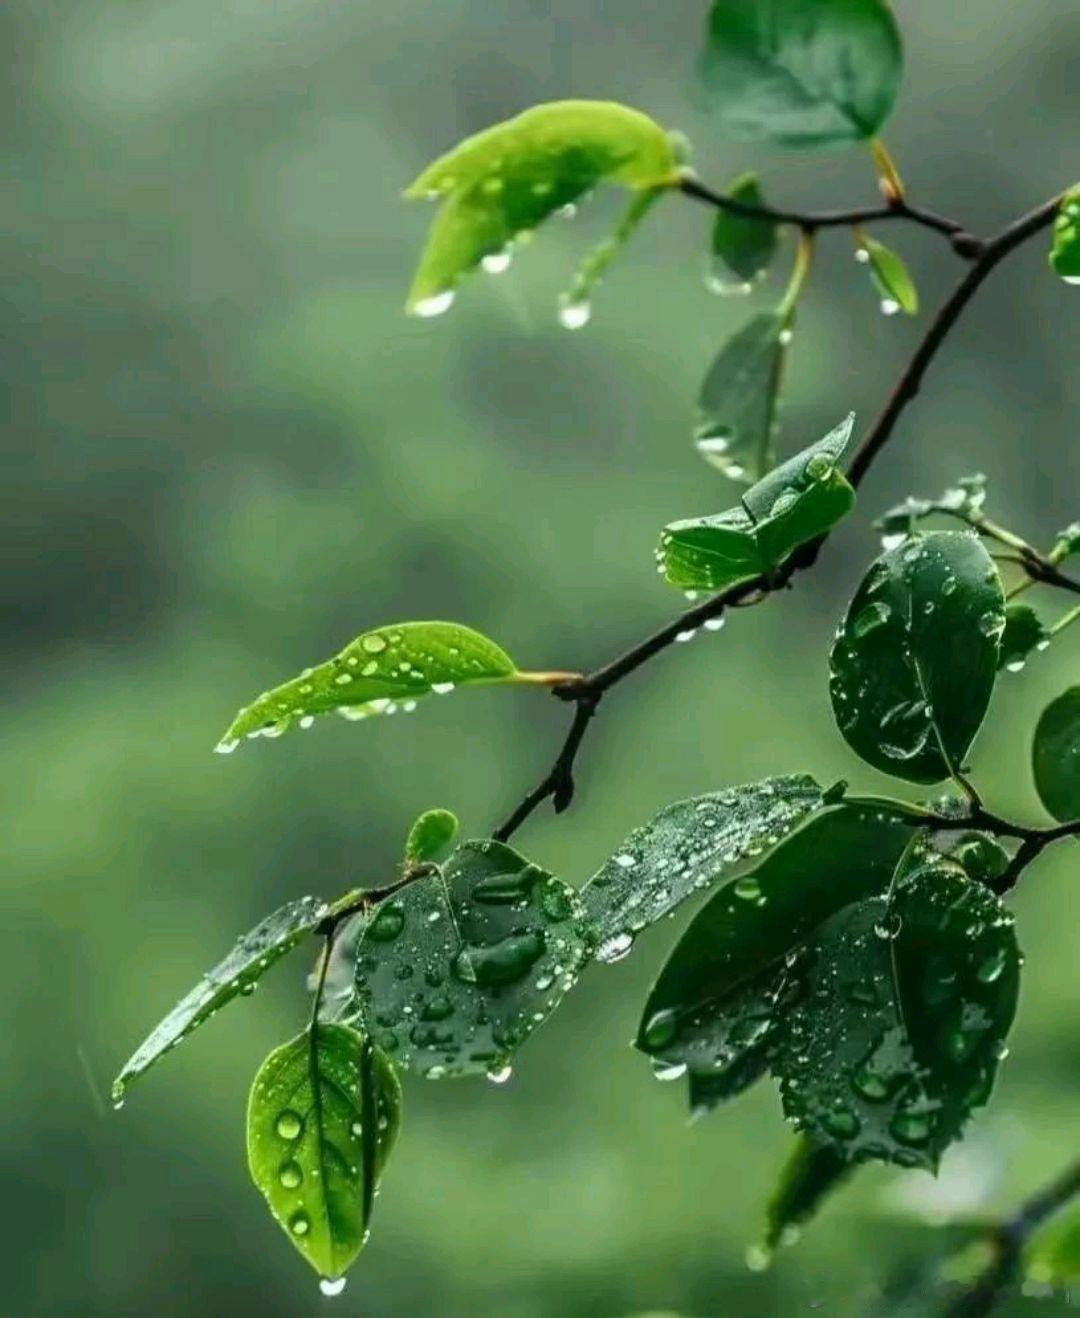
[5,1,1079,1314]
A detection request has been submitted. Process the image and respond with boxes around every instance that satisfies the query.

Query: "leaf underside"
[695,311,788,483]
[1032,686,1080,821]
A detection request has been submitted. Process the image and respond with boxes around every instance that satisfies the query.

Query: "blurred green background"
[5,1,1078,1314]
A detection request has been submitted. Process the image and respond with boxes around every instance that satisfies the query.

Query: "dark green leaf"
[773,845,1021,1171]
[582,774,827,963]
[404,808,459,865]
[1026,1205,1080,1286]
[637,805,914,1084]
[701,0,903,150]
[217,621,526,751]
[664,414,856,590]
[1033,687,1080,821]
[687,1046,772,1118]
[762,1135,854,1253]
[859,235,919,315]
[695,312,788,483]
[113,895,329,1103]
[709,172,779,289]
[404,100,680,313]
[937,831,1010,888]
[1050,185,1080,284]
[247,1024,401,1284]
[830,531,1004,783]
[354,839,588,1077]
[999,604,1049,672]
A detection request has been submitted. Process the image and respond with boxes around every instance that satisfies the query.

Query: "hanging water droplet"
[855,247,871,264]
[880,298,900,316]
[215,738,239,755]
[481,249,512,274]
[778,326,794,346]
[413,290,455,318]
[486,1063,513,1085]
[652,1059,688,1082]
[675,628,697,643]
[704,615,726,632]
[705,267,753,297]
[558,298,591,330]
[319,1277,347,1297]
[431,681,455,695]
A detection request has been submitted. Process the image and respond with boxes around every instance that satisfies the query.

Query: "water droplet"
[367,903,405,942]
[289,1210,311,1236]
[745,1244,771,1272]
[276,1110,303,1140]
[652,1060,688,1082]
[778,326,794,346]
[733,877,761,901]
[278,1160,303,1189]
[851,601,892,639]
[595,931,633,963]
[486,1063,513,1085]
[855,248,871,264]
[413,290,455,318]
[361,634,387,654]
[319,1277,346,1297]
[642,1008,679,1050]
[976,947,1008,984]
[481,250,511,274]
[705,268,753,296]
[614,853,637,870]
[704,616,726,632]
[215,738,239,755]
[558,298,591,330]
[805,452,833,481]
[823,1107,860,1139]
[880,298,900,316]
[675,628,697,643]
[431,681,455,695]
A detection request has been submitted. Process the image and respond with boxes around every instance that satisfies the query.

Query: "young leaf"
[662,414,856,590]
[404,808,459,865]
[695,311,788,482]
[247,1024,401,1285]
[1026,1205,1080,1287]
[830,531,1004,782]
[636,805,914,1084]
[701,0,903,150]
[1050,185,1080,285]
[762,1136,854,1254]
[404,100,680,314]
[113,895,329,1104]
[559,184,665,328]
[858,235,919,315]
[1032,687,1080,821]
[581,774,828,962]
[773,846,1021,1171]
[709,172,779,290]
[999,603,1049,672]
[354,839,588,1078]
[876,473,989,541]
[216,621,537,751]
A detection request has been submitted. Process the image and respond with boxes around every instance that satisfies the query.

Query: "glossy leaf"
[1026,1206,1080,1287]
[695,312,789,483]
[1050,185,1080,284]
[354,839,588,1077]
[762,1136,853,1253]
[637,804,913,1084]
[859,235,919,315]
[1033,687,1080,821]
[701,0,903,149]
[664,414,856,590]
[774,846,1021,1171]
[830,531,1004,782]
[404,100,680,313]
[217,621,522,751]
[404,808,459,865]
[999,603,1048,672]
[581,775,827,963]
[709,173,779,288]
[113,895,329,1103]
[247,1024,401,1283]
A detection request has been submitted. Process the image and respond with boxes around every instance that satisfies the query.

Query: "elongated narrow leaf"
[762,1136,853,1253]
[113,895,329,1103]
[999,603,1049,673]
[701,0,903,149]
[247,1024,401,1283]
[637,805,913,1088]
[695,312,788,482]
[830,532,1004,782]
[217,621,523,751]
[859,235,919,315]
[581,774,827,963]
[354,840,588,1078]
[663,415,855,590]
[404,808,459,865]
[1050,185,1080,284]
[1033,687,1080,821]
[405,100,680,313]
[709,172,779,289]
[773,846,1021,1171]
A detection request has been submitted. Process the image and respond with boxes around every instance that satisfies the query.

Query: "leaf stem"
[778,229,815,322]
[870,138,906,202]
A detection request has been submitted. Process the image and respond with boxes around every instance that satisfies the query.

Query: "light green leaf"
[1026,1205,1080,1287]
[762,1136,854,1254]
[113,896,329,1103]
[354,839,588,1078]
[859,235,919,315]
[1050,185,1080,284]
[701,0,903,149]
[663,414,856,591]
[773,844,1021,1171]
[404,100,680,314]
[247,1024,401,1284]
[404,808,459,865]
[999,603,1049,672]
[830,531,1004,782]
[581,774,827,963]
[695,312,788,483]
[1033,687,1080,821]
[217,621,538,751]
[709,173,779,289]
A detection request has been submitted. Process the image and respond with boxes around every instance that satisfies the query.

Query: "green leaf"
[581,774,827,963]
[709,172,779,290]
[664,414,856,591]
[354,839,588,1078]
[1026,1205,1080,1287]
[939,831,1010,889]
[113,895,329,1104]
[636,804,914,1086]
[404,808,459,865]
[859,235,919,315]
[762,1136,854,1254]
[688,1047,772,1118]
[773,844,1021,1171]
[1050,185,1080,284]
[1033,687,1080,821]
[830,531,1004,783]
[404,100,680,314]
[695,312,788,483]
[217,621,529,751]
[876,474,988,540]
[999,603,1049,672]
[247,1024,401,1284]
[701,0,903,150]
